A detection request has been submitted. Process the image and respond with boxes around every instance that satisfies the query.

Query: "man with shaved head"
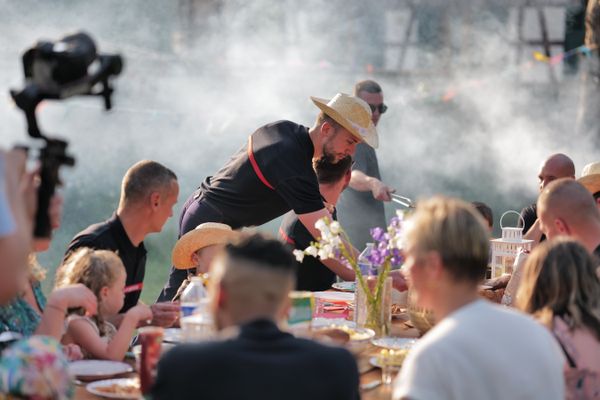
[537,179,600,260]
[520,153,575,243]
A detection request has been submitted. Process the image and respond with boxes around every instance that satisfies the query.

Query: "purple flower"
[370,227,386,242]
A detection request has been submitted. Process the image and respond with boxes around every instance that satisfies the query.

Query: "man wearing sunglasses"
[337,80,396,249]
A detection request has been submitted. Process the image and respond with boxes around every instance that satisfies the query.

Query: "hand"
[389,269,408,292]
[128,303,153,324]
[371,180,395,202]
[149,302,181,327]
[63,343,83,361]
[33,194,64,252]
[47,284,97,316]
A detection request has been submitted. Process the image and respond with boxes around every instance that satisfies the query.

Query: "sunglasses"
[368,103,388,114]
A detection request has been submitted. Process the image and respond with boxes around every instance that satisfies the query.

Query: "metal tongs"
[391,193,415,209]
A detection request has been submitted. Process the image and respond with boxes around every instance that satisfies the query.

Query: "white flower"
[330,235,342,247]
[320,229,333,242]
[317,244,334,260]
[330,221,341,235]
[396,209,405,220]
[305,245,318,258]
[293,249,305,263]
[315,218,328,233]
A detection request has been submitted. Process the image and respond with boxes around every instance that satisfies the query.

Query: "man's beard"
[321,141,338,164]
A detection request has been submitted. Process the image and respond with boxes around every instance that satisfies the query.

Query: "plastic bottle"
[354,243,374,325]
[179,276,207,318]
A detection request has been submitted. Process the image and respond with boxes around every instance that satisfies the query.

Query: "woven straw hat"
[578,161,600,195]
[172,222,239,269]
[311,93,378,148]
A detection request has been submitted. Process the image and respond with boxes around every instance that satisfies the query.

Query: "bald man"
[538,179,600,260]
[520,153,575,243]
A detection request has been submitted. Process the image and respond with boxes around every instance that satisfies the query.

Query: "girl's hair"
[517,238,600,340]
[56,248,125,335]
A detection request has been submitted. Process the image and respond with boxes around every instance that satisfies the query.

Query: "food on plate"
[95,379,141,396]
[391,304,403,315]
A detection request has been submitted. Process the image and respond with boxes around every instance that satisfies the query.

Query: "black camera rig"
[10,31,123,238]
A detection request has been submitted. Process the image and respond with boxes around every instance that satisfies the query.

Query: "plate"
[68,360,133,381]
[371,337,417,350]
[369,356,382,368]
[312,291,354,302]
[162,328,182,343]
[86,378,141,399]
[332,281,356,292]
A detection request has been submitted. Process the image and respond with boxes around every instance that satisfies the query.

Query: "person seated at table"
[152,234,360,400]
[393,197,564,400]
[279,156,353,291]
[57,248,153,360]
[0,148,74,399]
[517,238,600,398]
[170,222,240,301]
[0,195,96,361]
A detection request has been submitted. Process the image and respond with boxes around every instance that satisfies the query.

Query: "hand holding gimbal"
[10,32,123,238]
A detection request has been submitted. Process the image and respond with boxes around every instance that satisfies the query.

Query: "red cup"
[138,326,164,394]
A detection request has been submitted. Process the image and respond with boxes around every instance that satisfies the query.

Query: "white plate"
[369,356,382,368]
[371,337,417,350]
[331,281,356,292]
[86,378,141,399]
[68,360,133,381]
[313,291,354,302]
[162,328,182,343]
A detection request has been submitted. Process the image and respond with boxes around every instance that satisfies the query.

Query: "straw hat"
[578,161,600,195]
[172,222,239,269]
[311,93,378,148]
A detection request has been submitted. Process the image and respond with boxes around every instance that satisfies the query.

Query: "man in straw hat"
[159,93,407,301]
[171,222,239,301]
[578,161,600,208]
[153,234,360,400]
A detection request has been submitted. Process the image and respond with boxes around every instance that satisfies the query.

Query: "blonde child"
[56,248,152,360]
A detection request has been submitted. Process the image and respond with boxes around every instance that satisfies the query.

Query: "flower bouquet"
[294,212,404,336]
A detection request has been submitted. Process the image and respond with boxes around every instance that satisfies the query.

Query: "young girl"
[57,248,152,361]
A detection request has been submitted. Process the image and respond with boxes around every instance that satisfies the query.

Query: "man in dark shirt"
[280,156,352,291]
[337,80,395,248]
[519,153,575,243]
[537,179,600,264]
[152,234,360,400]
[158,93,383,301]
[65,160,180,327]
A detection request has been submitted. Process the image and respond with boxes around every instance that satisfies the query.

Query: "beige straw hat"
[578,161,600,195]
[172,222,239,269]
[311,93,378,148]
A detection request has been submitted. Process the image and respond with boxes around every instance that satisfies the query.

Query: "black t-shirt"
[64,214,147,312]
[594,244,600,263]
[200,121,324,228]
[279,209,337,292]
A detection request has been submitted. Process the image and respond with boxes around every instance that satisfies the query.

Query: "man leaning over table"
[158,93,408,302]
[152,234,360,400]
[393,197,564,400]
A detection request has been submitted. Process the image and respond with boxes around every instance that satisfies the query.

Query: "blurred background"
[1,0,598,302]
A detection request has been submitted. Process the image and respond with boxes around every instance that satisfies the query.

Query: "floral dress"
[0,335,73,399]
[0,282,46,336]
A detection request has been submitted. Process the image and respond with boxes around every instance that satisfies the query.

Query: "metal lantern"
[490,211,533,278]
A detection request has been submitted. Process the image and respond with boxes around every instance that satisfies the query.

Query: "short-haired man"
[279,156,353,291]
[152,234,360,400]
[337,80,395,248]
[393,197,564,400]
[538,178,600,260]
[520,153,575,243]
[158,93,406,302]
[64,160,180,326]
